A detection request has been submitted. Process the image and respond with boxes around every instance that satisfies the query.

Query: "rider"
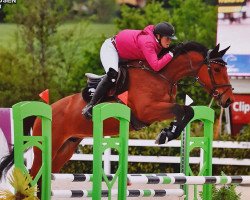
[82,22,177,119]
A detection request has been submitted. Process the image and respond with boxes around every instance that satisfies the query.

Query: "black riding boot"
[82,68,118,119]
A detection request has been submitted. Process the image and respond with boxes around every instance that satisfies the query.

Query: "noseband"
[199,49,232,101]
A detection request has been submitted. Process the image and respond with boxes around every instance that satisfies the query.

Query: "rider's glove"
[168,51,173,57]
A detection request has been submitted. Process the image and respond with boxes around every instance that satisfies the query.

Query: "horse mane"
[158,41,208,59]
[173,41,208,58]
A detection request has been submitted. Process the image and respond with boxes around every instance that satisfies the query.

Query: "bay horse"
[0,41,234,181]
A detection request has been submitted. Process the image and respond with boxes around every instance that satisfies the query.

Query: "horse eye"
[214,68,221,73]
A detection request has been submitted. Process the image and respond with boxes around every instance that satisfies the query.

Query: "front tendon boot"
[155,121,180,144]
[82,68,118,119]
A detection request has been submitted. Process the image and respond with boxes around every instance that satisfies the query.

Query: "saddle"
[82,66,128,103]
[81,65,148,130]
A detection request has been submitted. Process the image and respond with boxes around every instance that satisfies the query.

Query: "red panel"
[230,94,250,124]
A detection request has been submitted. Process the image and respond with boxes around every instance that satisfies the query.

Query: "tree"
[4,0,70,93]
[115,1,170,30]
[169,0,217,48]
[94,0,117,23]
[1,0,99,105]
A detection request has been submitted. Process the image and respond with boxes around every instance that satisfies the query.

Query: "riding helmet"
[153,22,177,40]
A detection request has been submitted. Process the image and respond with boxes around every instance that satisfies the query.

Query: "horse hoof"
[155,129,169,145]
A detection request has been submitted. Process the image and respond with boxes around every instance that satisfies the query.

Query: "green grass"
[0,21,116,49]
[0,23,18,48]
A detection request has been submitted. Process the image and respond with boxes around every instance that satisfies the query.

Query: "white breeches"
[100,38,119,73]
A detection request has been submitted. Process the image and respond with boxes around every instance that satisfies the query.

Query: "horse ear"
[215,43,220,52]
[218,46,230,57]
[209,44,220,58]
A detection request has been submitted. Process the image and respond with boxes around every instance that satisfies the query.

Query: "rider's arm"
[139,40,173,72]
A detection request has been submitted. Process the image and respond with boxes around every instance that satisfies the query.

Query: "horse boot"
[82,68,118,119]
[155,121,180,144]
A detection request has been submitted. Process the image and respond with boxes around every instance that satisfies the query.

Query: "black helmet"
[153,22,177,40]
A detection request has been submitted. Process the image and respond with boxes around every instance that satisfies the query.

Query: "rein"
[125,47,232,102]
[126,61,171,82]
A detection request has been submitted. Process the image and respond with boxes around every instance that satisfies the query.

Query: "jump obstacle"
[11,101,250,200]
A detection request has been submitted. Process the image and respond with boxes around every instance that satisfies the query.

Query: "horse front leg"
[155,104,194,144]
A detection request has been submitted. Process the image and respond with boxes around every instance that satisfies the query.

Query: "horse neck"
[162,52,203,83]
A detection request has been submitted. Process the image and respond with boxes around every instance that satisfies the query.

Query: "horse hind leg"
[31,137,81,199]
[51,137,82,172]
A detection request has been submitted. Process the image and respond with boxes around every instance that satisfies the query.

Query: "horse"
[0,41,234,182]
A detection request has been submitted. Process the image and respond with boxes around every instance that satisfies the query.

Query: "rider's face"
[161,36,172,48]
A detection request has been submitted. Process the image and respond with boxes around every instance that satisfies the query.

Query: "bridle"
[199,49,232,101]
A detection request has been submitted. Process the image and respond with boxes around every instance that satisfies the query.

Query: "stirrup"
[82,104,93,120]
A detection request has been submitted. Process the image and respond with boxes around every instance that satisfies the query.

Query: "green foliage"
[170,0,217,48]
[61,123,250,174]
[48,21,105,96]
[1,0,114,106]
[94,0,117,23]
[115,1,170,30]
[0,47,42,107]
[211,126,250,175]
[200,172,241,200]
[2,0,71,103]
[210,185,241,200]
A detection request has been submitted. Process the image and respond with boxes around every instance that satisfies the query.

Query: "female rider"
[82,22,177,120]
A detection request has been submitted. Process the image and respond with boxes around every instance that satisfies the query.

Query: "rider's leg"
[156,105,194,144]
[82,68,118,119]
[82,38,119,119]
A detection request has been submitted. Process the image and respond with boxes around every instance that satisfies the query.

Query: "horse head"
[196,44,234,108]
[167,42,234,108]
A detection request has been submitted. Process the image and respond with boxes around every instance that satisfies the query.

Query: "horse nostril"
[225,98,233,107]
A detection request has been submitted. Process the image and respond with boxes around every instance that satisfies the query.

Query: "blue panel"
[224,54,250,76]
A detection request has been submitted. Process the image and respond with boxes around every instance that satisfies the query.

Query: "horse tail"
[0,148,14,180]
[0,116,36,180]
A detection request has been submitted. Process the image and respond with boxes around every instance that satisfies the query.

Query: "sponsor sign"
[218,0,247,7]
[224,54,250,76]
[217,0,250,77]
[230,94,250,134]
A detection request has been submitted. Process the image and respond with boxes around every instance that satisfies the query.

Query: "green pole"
[181,106,214,200]
[13,101,52,200]
[92,103,130,200]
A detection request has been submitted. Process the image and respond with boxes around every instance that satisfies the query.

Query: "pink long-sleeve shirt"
[115,25,172,72]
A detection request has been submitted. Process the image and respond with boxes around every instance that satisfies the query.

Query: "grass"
[0,21,116,49]
[0,23,18,48]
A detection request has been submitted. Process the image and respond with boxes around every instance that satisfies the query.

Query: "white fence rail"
[70,138,250,174]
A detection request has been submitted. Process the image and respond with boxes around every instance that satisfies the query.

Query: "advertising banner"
[230,94,250,124]
[217,0,250,76]
[230,94,250,134]
[218,0,247,7]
